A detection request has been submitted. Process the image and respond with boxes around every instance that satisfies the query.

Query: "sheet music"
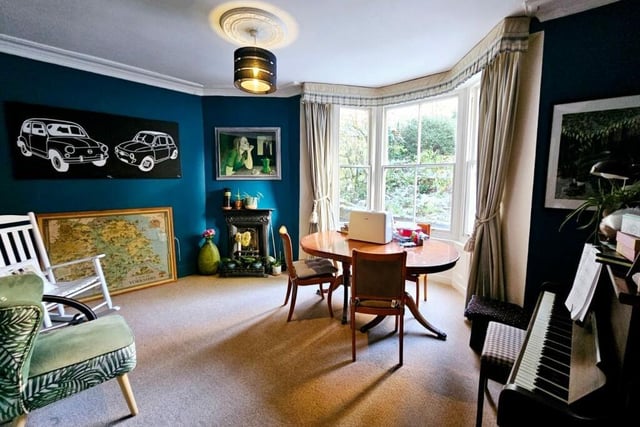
[565,243,602,322]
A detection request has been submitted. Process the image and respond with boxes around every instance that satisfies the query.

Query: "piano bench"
[477,321,526,427]
[464,295,529,353]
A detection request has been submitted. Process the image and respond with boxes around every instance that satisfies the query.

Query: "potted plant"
[243,191,263,209]
[233,189,243,209]
[266,254,283,275]
[560,180,640,243]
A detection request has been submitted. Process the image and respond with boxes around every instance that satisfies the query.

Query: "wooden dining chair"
[279,226,339,321]
[351,249,407,366]
[406,222,431,307]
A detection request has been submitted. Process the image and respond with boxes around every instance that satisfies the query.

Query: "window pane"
[339,167,369,222]
[383,165,453,229]
[418,98,457,165]
[339,108,369,165]
[383,167,416,223]
[386,105,419,165]
[339,108,370,223]
[416,165,453,231]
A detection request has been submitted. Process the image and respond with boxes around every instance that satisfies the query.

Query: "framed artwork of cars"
[3,101,181,179]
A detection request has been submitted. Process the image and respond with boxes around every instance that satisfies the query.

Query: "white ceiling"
[0,0,618,96]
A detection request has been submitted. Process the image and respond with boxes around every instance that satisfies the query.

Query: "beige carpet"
[23,275,502,427]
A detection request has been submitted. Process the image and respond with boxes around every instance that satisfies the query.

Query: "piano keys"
[496,278,638,426]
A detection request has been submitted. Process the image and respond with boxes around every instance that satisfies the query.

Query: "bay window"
[336,76,480,241]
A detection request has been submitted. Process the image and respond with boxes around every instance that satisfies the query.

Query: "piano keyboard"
[513,290,573,403]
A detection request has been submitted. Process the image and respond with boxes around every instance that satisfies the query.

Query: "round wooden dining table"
[300,230,460,340]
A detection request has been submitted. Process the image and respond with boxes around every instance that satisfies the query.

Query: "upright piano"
[497,266,640,426]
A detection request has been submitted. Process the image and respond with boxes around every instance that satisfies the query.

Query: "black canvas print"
[4,102,181,179]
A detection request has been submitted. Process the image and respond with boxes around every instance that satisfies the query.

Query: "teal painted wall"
[0,53,206,277]
[525,0,640,308]
[0,53,301,277]
[201,96,301,259]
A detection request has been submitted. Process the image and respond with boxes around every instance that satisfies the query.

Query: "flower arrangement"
[234,231,252,247]
[202,228,215,240]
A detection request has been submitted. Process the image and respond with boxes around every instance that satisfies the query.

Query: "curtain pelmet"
[301,17,530,107]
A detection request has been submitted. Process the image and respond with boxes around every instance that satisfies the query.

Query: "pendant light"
[234,29,277,94]
[212,5,295,95]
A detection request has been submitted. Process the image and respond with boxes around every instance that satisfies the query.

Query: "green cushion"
[29,314,134,377]
[0,273,44,308]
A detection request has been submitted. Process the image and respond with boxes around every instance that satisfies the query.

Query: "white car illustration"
[114,131,178,172]
[16,118,109,172]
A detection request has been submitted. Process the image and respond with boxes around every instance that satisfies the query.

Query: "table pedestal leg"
[405,294,447,340]
[359,294,447,340]
[360,315,385,332]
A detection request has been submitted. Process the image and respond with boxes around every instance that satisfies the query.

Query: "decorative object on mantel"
[243,191,263,209]
[234,189,243,209]
[223,188,232,210]
[197,229,220,275]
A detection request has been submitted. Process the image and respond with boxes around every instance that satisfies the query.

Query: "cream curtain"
[464,49,525,305]
[303,102,336,232]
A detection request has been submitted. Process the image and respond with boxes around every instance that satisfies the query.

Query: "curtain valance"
[301,16,530,107]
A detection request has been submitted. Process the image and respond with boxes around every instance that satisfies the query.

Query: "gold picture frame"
[37,206,177,298]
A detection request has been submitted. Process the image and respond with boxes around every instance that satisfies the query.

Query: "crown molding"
[1,34,302,98]
[0,34,207,95]
[525,0,618,22]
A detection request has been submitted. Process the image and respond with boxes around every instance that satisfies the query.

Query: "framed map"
[37,207,177,298]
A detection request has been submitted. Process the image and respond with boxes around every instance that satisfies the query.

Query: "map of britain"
[43,212,172,295]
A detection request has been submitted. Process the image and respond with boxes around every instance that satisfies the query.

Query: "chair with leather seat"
[351,249,407,366]
[0,212,119,327]
[0,273,138,427]
[279,225,339,321]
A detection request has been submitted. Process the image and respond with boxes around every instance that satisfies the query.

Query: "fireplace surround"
[220,209,272,277]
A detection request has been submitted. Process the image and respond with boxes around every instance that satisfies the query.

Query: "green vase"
[261,158,271,174]
[198,239,220,275]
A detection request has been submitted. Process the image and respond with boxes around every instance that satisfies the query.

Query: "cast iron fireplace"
[220,209,272,277]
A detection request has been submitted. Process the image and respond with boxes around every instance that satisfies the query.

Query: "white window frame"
[334,75,480,243]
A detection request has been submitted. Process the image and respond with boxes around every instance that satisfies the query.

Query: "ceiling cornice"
[525,0,618,21]
[0,34,303,97]
[0,34,206,95]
